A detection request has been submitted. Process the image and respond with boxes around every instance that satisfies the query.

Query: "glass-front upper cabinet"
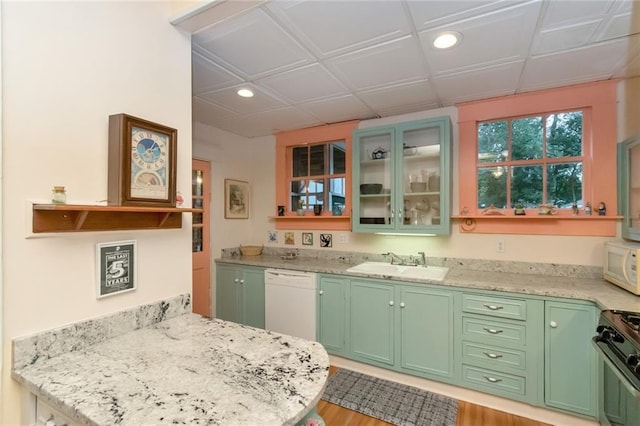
[619,135,640,241]
[352,117,451,234]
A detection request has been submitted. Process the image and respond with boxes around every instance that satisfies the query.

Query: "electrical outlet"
[496,239,505,253]
[338,233,349,244]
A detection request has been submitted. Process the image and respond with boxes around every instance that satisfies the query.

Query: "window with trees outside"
[478,110,583,210]
[290,141,346,213]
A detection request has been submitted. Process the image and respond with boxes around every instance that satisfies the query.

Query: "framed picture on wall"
[225,179,250,219]
[96,240,137,299]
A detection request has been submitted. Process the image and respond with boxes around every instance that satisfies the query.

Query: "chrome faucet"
[418,251,426,267]
[383,252,405,265]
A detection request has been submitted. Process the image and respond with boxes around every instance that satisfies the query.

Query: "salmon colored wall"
[275,121,358,230]
[457,80,618,236]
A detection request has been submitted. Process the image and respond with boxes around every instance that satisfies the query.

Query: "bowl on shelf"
[410,182,427,192]
[360,183,383,194]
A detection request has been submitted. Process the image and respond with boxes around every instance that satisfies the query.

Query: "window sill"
[451,214,622,236]
[269,214,351,231]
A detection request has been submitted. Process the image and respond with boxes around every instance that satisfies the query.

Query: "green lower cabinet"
[544,300,597,417]
[317,275,348,356]
[215,263,265,328]
[323,275,456,382]
[350,279,395,367]
[398,285,455,381]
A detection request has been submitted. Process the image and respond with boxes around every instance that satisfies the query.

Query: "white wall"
[1,2,193,423]
[192,122,275,316]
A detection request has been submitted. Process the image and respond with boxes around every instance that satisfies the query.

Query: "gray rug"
[321,369,458,426]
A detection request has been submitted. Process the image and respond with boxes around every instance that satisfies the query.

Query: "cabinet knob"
[319,290,324,295]
[550,321,558,328]
[400,302,405,308]
[389,301,394,306]
[234,278,239,283]
[239,279,244,285]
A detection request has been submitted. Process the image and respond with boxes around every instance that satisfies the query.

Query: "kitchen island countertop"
[12,312,329,426]
[217,254,640,312]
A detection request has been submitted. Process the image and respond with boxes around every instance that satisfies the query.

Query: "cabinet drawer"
[462,293,527,320]
[462,316,526,346]
[461,340,526,370]
[461,364,526,396]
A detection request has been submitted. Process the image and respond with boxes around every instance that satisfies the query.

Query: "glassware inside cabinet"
[358,131,393,225]
[401,126,442,227]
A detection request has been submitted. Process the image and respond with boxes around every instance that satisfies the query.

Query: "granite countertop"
[216,253,640,312]
[12,306,329,426]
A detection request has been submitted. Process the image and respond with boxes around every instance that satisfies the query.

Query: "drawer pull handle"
[483,375,502,383]
[483,304,504,311]
[483,327,503,334]
[483,352,503,359]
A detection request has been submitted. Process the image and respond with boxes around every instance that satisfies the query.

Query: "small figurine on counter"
[598,202,607,216]
[572,201,579,216]
[584,202,592,216]
[514,202,526,215]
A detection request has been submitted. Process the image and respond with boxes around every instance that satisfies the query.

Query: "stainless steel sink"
[345,261,449,282]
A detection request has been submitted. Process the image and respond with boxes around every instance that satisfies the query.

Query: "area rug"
[321,368,458,426]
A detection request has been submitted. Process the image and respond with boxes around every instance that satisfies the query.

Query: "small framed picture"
[96,240,136,299]
[224,179,250,219]
[285,231,295,245]
[302,232,313,246]
[320,233,332,248]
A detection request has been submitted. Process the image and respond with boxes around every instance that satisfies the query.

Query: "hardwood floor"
[317,367,550,426]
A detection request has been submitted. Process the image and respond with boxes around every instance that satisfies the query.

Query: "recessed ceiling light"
[433,31,461,49]
[237,88,254,98]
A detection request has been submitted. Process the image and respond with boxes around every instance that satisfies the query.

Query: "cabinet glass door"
[355,128,394,229]
[398,124,443,230]
[619,135,640,241]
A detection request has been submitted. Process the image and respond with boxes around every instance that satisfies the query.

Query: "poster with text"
[96,240,137,298]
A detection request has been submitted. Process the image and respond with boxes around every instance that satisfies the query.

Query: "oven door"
[593,338,640,425]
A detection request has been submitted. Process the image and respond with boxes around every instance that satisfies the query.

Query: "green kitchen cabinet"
[352,116,451,235]
[216,263,265,328]
[329,274,457,382]
[317,275,348,356]
[398,285,456,381]
[544,300,598,417]
[349,279,396,367]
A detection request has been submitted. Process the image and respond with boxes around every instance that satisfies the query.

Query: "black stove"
[594,310,640,394]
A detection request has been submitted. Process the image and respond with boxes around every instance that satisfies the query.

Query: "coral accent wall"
[275,121,359,230]
[456,80,619,235]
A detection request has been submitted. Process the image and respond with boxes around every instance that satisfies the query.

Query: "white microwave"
[603,241,640,295]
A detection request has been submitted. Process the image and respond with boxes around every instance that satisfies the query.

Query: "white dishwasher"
[264,268,317,341]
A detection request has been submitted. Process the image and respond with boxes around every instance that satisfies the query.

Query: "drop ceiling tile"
[325,36,427,91]
[431,61,524,105]
[192,51,244,94]
[257,63,349,104]
[198,85,288,115]
[418,1,542,75]
[192,7,314,79]
[407,0,527,31]
[532,20,602,55]
[298,95,376,124]
[244,107,322,132]
[357,80,439,115]
[266,0,410,58]
[520,40,627,91]
[595,1,637,42]
[541,0,615,28]
[193,98,240,122]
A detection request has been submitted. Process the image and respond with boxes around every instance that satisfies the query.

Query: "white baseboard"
[329,355,598,426]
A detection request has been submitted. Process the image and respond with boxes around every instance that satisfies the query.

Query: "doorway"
[192,159,211,316]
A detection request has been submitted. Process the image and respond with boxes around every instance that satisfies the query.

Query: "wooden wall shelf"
[32,204,201,233]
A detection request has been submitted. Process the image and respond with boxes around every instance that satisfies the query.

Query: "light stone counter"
[217,248,640,312]
[12,295,329,426]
